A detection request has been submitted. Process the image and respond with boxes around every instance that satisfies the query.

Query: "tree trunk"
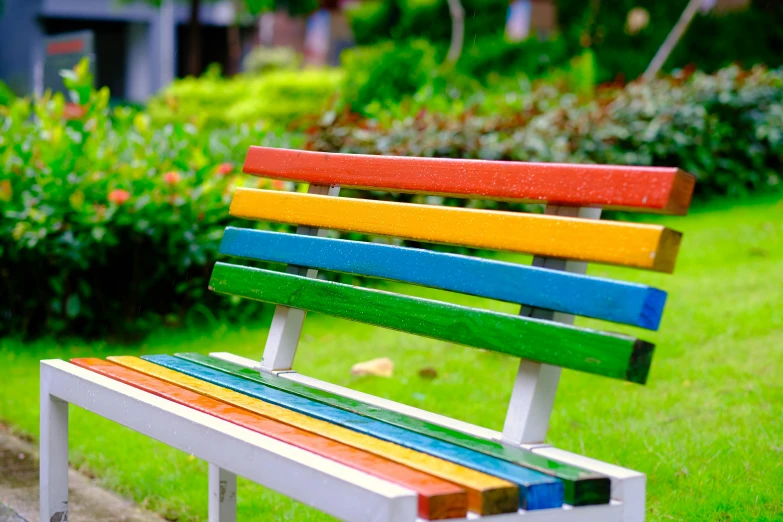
[227,3,242,76]
[642,0,702,81]
[188,0,202,77]
[445,0,465,64]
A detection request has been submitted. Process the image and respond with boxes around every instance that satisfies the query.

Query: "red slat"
[243,147,695,214]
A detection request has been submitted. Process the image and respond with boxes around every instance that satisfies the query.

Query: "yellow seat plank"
[230,189,682,272]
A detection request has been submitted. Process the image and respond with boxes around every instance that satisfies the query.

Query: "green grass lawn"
[1,194,782,521]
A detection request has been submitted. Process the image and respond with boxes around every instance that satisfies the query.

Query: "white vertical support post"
[40,370,69,522]
[501,205,602,445]
[126,22,151,103]
[209,464,237,522]
[260,184,341,372]
[151,0,175,93]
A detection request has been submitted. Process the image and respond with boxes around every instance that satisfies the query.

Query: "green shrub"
[340,39,438,114]
[456,34,571,84]
[0,79,15,106]
[345,0,508,46]
[241,46,302,75]
[557,0,783,83]
[0,60,300,339]
[344,0,396,44]
[147,66,344,127]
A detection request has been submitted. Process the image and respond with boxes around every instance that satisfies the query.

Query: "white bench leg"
[209,464,237,522]
[40,376,69,522]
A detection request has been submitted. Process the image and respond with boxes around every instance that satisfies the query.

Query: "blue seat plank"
[144,354,564,511]
[220,227,667,330]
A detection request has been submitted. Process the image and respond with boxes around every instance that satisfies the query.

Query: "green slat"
[210,263,654,383]
[177,352,611,506]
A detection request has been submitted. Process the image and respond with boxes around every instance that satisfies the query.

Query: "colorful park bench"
[40,147,695,521]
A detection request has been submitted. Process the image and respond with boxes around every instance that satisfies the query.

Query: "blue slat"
[220,227,667,330]
[144,354,564,510]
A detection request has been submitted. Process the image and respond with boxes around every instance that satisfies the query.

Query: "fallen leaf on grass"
[418,367,438,379]
[351,357,394,377]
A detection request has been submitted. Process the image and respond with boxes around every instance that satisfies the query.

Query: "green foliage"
[345,0,508,46]
[0,79,15,106]
[309,65,783,200]
[557,0,783,83]
[456,34,570,84]
[336,35,593,120]
[346,0,783,84]
[241,46,302,75]
[0,59,300,339]
[343,0,396,44]
[339,39,438,113]
[147,65,344,126]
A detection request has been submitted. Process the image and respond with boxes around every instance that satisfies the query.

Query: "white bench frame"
[40,187,646,521]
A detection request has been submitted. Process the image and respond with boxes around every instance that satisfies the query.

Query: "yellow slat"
[230,189,682,273]
[108,356,519,515]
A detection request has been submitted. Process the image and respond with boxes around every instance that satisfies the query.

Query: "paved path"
[0,503,27,522]
[0,425,166,522]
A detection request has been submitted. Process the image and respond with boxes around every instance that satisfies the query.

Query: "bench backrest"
[210,146,695,444]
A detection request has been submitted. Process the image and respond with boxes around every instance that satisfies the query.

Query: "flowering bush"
[0,60,300,339]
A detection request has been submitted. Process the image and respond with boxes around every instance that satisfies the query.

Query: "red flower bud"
[163,171,181,185]
[217,162,233,175]
[63,103,86,120]
[108,189,130,205]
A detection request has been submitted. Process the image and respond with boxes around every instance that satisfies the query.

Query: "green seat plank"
[209,263,654,384]
[177,352,611,506]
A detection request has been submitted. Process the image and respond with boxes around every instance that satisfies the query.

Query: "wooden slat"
[210,263,654,384]
[221,228,667,330]
[71,358,468,520]
[243,147,695,215]
[229,189,683,273]
[107,356,517,516]
[141,354,566,511]
[177,352,610,507]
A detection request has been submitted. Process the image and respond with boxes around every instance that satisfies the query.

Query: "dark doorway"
[176,23,229,77]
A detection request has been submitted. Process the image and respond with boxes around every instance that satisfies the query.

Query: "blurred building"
[506,0,557,42]
[0,0,255,102]
[258,1,355,67]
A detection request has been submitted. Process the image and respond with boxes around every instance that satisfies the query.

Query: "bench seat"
[41,356,631,521]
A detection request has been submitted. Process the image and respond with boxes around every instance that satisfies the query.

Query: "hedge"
[0,61,300,339]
